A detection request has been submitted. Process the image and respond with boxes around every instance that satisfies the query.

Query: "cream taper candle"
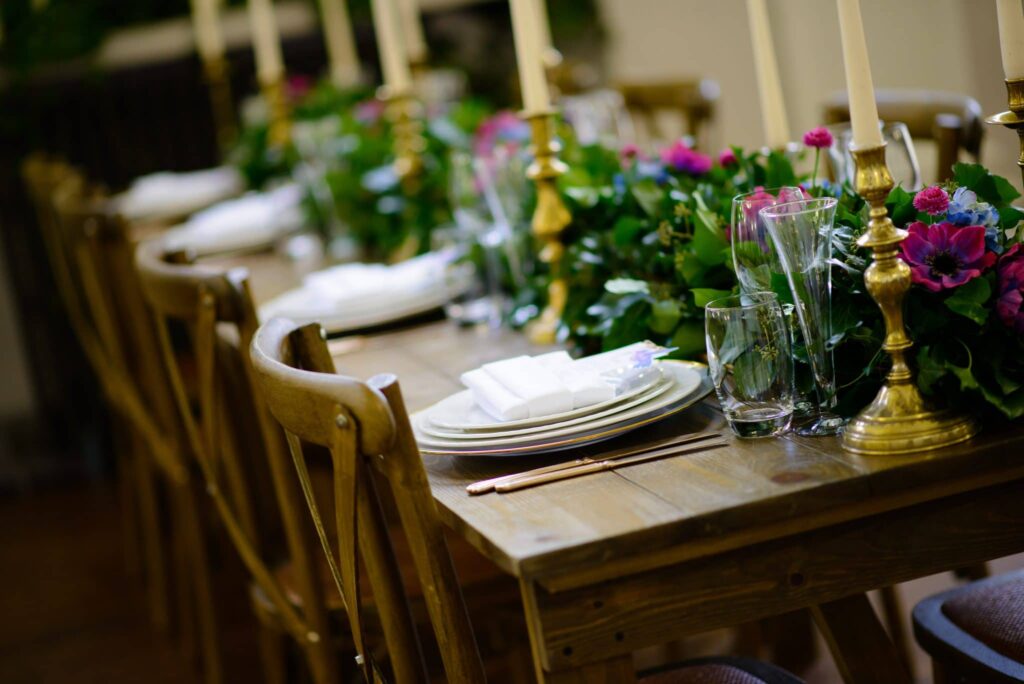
[318,0,361,87]
[510,0,551,112]
[397,0,428,65]
[836,0,883,149]
[371,0,413,93]
[997,0,1024,80]
[247,0,285,84]
[746,0,791,148]
[191,0,225,63]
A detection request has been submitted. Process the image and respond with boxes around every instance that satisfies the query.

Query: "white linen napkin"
[165,184,304,254]
[535,351,616,408]
[119,166,244,220]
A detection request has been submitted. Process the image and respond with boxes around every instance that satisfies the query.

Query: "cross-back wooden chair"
[22,156,180,638]
[134,237,345,684]
[249,316,807,684]
[823,89,984,182]
[616,79,721,151]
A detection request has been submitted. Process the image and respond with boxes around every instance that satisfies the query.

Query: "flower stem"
[811,149,820,194]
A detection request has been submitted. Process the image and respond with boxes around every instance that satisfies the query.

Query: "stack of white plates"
[412,360,712,456]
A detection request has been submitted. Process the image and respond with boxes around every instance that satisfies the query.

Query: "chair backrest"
[134,238,340,680]
[822,89,984,181]
[250,316,488,684]
[616,78,721,150]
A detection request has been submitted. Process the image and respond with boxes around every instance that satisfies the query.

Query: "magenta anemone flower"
[913,186,950,216]
[718,148,738,167]
[997,244,1024,334]
[899,221,996,292]
[802,126,833,149]
[660,140,712,175]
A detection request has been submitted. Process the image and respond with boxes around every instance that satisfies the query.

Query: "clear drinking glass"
[705,293,795,438]
[731,187,806,295]
[760,197,844,437]
[826,121,921,191]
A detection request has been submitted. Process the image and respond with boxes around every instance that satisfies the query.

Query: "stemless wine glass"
[827,121,921,191]
[731,187,806,295]
[705,293,795,438]
[760,197,844,437]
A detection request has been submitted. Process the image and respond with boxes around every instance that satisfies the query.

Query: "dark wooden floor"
[0,483,260,684]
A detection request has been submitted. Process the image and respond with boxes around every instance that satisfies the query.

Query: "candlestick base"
[381,87,426,184]
[985,78,1024,190]
[523,109,571,345]
[260,78,291,148]
[202,57,237,153]
[841,144,979,456]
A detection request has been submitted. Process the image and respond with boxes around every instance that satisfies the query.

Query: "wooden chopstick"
[466,431,722,496]
[492,438,728,493]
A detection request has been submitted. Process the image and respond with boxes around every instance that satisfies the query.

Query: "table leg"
[519,578,636,683]
[812,593,911,684]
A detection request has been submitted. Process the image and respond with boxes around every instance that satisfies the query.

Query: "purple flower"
[899,221,996,292]
[718,148,738,167]
[473,110,530,158]
[913,186,950,216]
[997,244,1024,335]
[354,98,385,124]
[660,141,712,175]
[802,126,833,149]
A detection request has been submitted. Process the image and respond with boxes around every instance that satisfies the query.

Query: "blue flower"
[948,187,1003,253]
[635,160,668,184]
[612,173,627,194]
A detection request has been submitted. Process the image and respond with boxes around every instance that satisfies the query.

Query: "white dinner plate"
[414,362,707,454]
[427,366,665,432]
[418,376,673,440]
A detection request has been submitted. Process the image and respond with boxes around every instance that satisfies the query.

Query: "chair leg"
[114,420,141,579]
[178,481,224,684]
[878,585,915,681]
[134,437,171,633]
[258,622,290,684]
[171,486,199,666]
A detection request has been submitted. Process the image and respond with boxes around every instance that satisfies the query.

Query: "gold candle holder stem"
[381,87,426,185]
[841,144,978,455]
[202,56,237,154]
[523,109,571,345]
[985,78,1024,190]
[260,77,292,148]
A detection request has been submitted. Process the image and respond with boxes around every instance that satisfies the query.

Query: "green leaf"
[764,151,798,188]
[770,272,794,306]
[953,163,987,191]
[649,299,682,334]
[999,205,1024,231]
[565,186,600,208]
[670,320,706,358]
[691,194,728,266]
[885,186,917,226]
[916,346,946,395]
[603,298,652,351]
[691,288,732,308]
[631,178,665,217]
[944,277,991,325]
[993,174,1022,204]
[605,278,650,295]
[612,216,645,246]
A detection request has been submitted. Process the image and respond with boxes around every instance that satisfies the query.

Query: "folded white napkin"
[166,184,303,254]
[535,351,616,408]
[119,166,244,220]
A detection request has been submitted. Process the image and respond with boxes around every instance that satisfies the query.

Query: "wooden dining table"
[212,248,1024,684]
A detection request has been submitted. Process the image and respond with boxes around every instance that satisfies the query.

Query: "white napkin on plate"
[119,166,244,220]
[165,184,304,254]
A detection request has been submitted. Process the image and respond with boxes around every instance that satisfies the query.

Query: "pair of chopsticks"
[466,431,725,495]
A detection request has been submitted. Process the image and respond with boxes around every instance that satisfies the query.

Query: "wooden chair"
[822,89,984,182]
[134,237,345,684]
[249,315,806,684]
[616,79,721,151]
[22,156,180,637]
[913,569,1024,683]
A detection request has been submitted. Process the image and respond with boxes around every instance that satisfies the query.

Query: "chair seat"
[639,657,803,684]
[274,529,511,610]
[913,569,1024,682]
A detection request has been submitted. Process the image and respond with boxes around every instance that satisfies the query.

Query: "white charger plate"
[428,366,665,432]
[414,362,706,454]
[418,376,673,440]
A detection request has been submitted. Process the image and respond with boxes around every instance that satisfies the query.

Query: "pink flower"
[913,186,951,216]
[802,126,834,149]
[899,221,996,292]
[718,148,738,167]
[473,110,530,158]
[660,140,712,175]
[621,143,643,163]
[354,98,385,124]
[997,244,1024,334]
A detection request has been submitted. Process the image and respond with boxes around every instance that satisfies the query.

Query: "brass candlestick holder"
[841,144,978,455]
[381,87,426,184]
[260,77,291,148]
[523,109,571,345]
[986,78,1024,189]
[202,56,237,153]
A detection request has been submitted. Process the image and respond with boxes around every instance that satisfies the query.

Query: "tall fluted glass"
[760,197,844,436]
[731,187,805,295]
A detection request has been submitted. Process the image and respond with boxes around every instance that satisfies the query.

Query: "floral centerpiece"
[513,125,1024,421]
